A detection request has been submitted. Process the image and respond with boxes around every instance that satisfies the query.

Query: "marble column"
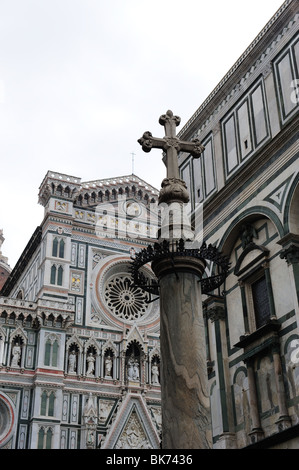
[152,254,212,449]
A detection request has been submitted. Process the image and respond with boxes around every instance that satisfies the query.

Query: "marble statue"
[11,342,21,367]
[86,353,95,376]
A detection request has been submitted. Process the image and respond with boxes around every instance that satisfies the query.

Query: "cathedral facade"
[177,0,299,449]
[0,0,298,450]
[0,172,162,449]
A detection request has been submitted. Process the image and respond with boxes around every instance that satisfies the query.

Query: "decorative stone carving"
[83,393,98,449]
[280,244,299,265]
[158,178,189,204]
[239,223,258,250]
[115,411,152,449]
[207,306,226,323]
[104,274,149,322]
[99,400,113,422]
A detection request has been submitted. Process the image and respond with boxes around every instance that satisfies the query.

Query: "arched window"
[40,391,55,417]
[38,427,53,449]
[48,392,55,417]
[52,238,65,259]
[38,427,45,449]
[44,336,59,367]
[52,238,58,257]
[50,265,56,285]
[45,428,53,449]
[57,266,63,286]
[52,339,58,366]
[16,290,23,299]
[59,239,65,258]
[50,265,63,286]
[56,185,63,196]
[40,391,48,415]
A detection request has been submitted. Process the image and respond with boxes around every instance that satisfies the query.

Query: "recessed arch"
[284,174,299,234]
[218,206,284,257]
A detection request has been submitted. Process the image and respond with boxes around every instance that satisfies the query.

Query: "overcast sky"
[0,0,285,268]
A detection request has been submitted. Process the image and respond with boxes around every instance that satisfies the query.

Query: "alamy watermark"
[92,196,203,248]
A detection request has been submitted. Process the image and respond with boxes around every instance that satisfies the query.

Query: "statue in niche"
[11,341,21,367]
[105,354,113,378]
[86,352,95,376]
[115,411,150,449]
[68,350,77,373]
[127,354,139,381]
[151,361,159,385]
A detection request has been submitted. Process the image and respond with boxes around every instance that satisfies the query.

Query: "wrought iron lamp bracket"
[130,239,230,299]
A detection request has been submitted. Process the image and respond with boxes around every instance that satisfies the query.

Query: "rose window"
[104,275,148,321]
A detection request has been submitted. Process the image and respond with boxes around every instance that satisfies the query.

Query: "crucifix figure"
[138,110,204,181]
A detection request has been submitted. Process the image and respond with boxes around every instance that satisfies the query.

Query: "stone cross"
[138,110,204,180]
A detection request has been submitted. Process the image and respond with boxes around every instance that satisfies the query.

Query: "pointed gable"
[102,393,160,449]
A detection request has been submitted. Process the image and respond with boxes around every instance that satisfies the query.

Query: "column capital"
[280,244,299,265]
[206,306,226,322]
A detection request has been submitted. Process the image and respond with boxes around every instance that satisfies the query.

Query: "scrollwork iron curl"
[130,239,230,299]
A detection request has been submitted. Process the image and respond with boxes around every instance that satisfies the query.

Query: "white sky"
[0,0,285,268]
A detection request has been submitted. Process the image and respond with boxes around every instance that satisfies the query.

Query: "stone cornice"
[178,0,297,141]
[201,116,299,236]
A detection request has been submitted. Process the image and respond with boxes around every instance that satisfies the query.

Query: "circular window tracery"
[104,275,148,321]
[0,395,14,448]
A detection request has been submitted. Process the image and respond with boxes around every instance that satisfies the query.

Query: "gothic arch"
[284,175,299,234]
[66,334,83,353]
[149,345,160,361]
[126,339,143,356]
[125,325,146,353]
[102,338,117,357]
[9,326,27,346]
[84,336,100,355]
[218,207,284,257]
[101,394,160,449]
